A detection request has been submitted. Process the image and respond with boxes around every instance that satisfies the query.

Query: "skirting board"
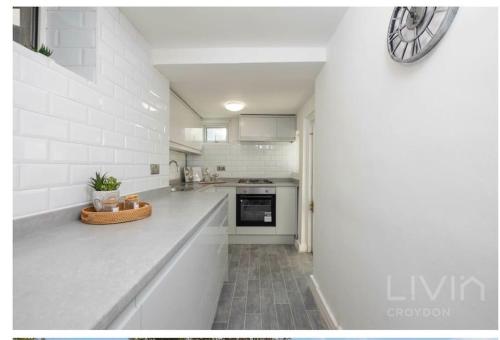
[309,274,341,330]
[295,239,308,252]
[229,234,294,244]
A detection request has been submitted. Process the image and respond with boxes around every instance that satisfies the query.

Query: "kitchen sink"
[170,186,195,192]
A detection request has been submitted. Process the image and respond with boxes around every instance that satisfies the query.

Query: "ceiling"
[121,7,347,48]
[157,62,323,117]
[121,7,347,118]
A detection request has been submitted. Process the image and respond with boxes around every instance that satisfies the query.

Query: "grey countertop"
[176,177,299,190]
[13,189,227,330]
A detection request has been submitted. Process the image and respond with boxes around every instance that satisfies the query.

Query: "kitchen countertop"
[13,189,227,330]
[176,177,299,190]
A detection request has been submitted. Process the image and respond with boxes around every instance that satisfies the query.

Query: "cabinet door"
[276,187,298,235]
[239,116,276,141]
[170,92,203,153]
[138,199,228,329]
[215,187,236,234]
[275,116,297,141]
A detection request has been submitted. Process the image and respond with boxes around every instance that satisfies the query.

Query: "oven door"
[236,194,276,227]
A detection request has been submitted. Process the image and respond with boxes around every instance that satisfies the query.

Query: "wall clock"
[387,7,458,63]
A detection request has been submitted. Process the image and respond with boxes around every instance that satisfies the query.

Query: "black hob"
[238,178,274,184]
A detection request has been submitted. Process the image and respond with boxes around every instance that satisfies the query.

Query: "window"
[205,127,228,143]
[13,7,39,50]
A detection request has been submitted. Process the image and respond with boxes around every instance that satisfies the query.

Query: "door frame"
[304,112,315,252]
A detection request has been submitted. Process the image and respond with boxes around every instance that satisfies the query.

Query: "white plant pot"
[92,190,120,212]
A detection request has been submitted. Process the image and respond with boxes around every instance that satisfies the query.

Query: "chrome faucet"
[169,160,179,174]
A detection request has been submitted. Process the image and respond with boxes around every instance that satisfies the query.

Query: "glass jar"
[102,197,119,212]
[125,194,140,209]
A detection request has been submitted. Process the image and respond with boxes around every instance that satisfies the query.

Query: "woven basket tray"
[81,201,152,225]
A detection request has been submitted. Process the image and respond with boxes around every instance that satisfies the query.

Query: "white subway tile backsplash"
[115,149,135,164]
[82,47,96,65]
[19,110,68,140]
[100,165,125,179]
[14,81,49,113]
[50,94,88,123]
[134,125,149,139]
[187,142,298,178]
[83,11,97,29]
[70,164,100,184]
[13,165,20,189]
[101,59,125,87]
[68,79,103,109]
[50,141,89,162]
[19,164,69,188]
[51,48,83,66]
[14,136,48,161]
[134,151,149,164]
[102,130,125,148]
[46,10,83,29]
[70,122,101,144]
[49,184,90,209]
[20,56,68,96]
[13,7,169,218]
[101,97,124,117]
[89,146,115,163]
[115,118,135,135]
[13,52,20,79]
[59,29,96,48]
[13,188,49,217]
[88,108,115,129]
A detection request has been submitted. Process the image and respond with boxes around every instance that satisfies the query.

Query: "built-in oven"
[236,187,276,227]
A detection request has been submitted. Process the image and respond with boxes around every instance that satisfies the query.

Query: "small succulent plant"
[37,44,53,57]
[89,172,121,191]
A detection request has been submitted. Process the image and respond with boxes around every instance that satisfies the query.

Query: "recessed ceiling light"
[224,101,246,112]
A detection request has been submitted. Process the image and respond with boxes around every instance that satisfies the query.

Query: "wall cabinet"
[239,115,296,142]
[169,91,203,154]
[108,199,228,329]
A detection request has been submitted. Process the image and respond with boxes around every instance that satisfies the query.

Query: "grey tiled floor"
[212,244,328,330]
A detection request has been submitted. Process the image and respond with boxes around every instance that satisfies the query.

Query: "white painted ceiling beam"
[152,47,326,65]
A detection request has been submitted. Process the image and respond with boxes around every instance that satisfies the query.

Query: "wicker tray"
[81,201,152,225]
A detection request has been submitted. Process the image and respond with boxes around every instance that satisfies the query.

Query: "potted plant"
[88,172,121,212]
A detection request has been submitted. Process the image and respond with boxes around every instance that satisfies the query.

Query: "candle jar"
[125,194,140,209]
[102,197,119,212]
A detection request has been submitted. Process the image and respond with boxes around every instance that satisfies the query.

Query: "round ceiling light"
[224,101,246,112]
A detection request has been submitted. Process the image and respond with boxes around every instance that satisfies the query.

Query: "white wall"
[314,8,497,329]
[13,7,170,219]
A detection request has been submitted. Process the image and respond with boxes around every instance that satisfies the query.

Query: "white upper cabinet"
[275,116,297,141]
[169,91,203,154]
[239,115,296,142]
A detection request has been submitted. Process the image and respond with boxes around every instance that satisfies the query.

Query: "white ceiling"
[121,7,347,118]
[157,62,323,117]
[121,7,347,48]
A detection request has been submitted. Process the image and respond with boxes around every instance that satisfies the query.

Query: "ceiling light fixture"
[224,101,246,112]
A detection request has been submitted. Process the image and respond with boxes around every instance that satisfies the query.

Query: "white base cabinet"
[276,187,298,235]
[214,187,236,235]
[108,199,228,330]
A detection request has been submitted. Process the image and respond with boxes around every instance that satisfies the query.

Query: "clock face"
[387,7,458,63]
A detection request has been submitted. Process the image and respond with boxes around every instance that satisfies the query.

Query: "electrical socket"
[217,165,226,171]
[150,164,160,175]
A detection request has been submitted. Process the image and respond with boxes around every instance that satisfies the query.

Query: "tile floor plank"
[214,244,321,330]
